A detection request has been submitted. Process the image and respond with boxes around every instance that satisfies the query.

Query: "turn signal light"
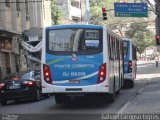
[43,64,52,84]
[97,63,106,84]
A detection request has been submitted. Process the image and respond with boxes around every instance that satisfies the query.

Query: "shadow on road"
[50,96,111,110]
[2,97,48,106]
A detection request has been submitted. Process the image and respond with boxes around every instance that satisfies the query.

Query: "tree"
[107,20,128,37]
[89,0,154,37]
[51,0,63,25]
[125,22,155,55]
[89,0,155,55]
[89,0,115,25]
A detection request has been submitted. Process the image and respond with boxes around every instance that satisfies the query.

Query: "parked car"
[0,71,49,105]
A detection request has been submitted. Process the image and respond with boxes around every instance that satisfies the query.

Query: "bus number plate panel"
[69,80,80,84]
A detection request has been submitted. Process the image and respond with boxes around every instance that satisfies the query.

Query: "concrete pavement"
[118,61,160,114]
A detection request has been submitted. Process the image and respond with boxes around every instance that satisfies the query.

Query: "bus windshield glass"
[46,29,102,54]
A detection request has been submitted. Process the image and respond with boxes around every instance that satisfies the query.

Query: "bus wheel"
[55,94,71,104]
[100,94,109,104]
[1,100,7,105]
[121,73,124,88]
[108,80,116,103]
[44,93,50,98]
[108,92,115,103]
[116,89,120,95]
[129,81,134,88]
[124,80,130,88]
[55,94,64,104]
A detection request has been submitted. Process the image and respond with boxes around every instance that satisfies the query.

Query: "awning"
[0,29,20,40]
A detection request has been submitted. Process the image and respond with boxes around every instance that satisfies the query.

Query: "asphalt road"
[0,61,158,120]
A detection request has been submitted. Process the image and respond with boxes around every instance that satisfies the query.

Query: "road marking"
[117,101,131,114]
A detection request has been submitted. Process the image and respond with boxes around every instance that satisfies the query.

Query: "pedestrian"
[155,56,159,67]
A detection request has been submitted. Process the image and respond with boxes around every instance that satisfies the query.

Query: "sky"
[150,0,155,5]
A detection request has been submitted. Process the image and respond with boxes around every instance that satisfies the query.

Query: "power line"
[0,9,43,12]
[146,1,155,10]
[0,0,54,3]
[0,1,42,3]
[140,0,156,13]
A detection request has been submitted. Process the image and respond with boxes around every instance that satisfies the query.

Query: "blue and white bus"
[122,38,137,88]
[41,24,124,104]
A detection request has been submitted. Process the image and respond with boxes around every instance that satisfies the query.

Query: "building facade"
[0,0,51,81]
[56,0,89,24]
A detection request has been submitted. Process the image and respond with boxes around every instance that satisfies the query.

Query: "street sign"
[114,3,148,17]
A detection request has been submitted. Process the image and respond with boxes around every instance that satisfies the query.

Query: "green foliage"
[89,0,114,25]
[51,0,63,25]
[125,22,155,54]
[89,0,155,54]
[90,0,105,7]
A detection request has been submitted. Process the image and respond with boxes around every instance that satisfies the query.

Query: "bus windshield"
[46,29,102,54]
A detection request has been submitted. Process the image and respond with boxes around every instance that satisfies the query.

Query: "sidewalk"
[119,77,160,114]
[137,60,155,65]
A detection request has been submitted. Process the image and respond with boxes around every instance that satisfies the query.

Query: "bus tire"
[101,94,109,104]
[55,94,64,104]
[44,93,50,98]
[121,73,124,88]
[108,93,115,103]
[116,89,120,95]
[15,99,20,103]
[108,79,115,103]
[129,81,134,88]
[1,100,7,105]
[124,80,130,89]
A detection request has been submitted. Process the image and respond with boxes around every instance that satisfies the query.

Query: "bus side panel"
[123,40,136,81]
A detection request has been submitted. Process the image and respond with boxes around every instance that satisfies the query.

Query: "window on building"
[25,0,29,14]
[72,16,80,22]
[71,1,79,8]
[16,0,20,11]
[5,0,10,7]
[56,0,64,6]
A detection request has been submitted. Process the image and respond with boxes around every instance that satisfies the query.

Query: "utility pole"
[85,0,90,24]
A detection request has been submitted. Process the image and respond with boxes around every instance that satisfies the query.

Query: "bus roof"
[45,24,103,30]
[122,38,136,47]
[122,38,132,41]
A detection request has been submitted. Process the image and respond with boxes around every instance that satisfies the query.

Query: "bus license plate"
[69,80,80,84]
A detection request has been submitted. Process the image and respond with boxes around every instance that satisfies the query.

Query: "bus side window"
[111,36,115,60]
[132,45,137,60]
[117,40,120,60]
[109,35,113,60]
[115,39,119,60]
[120,41,123,60]
[108,34,111,60]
